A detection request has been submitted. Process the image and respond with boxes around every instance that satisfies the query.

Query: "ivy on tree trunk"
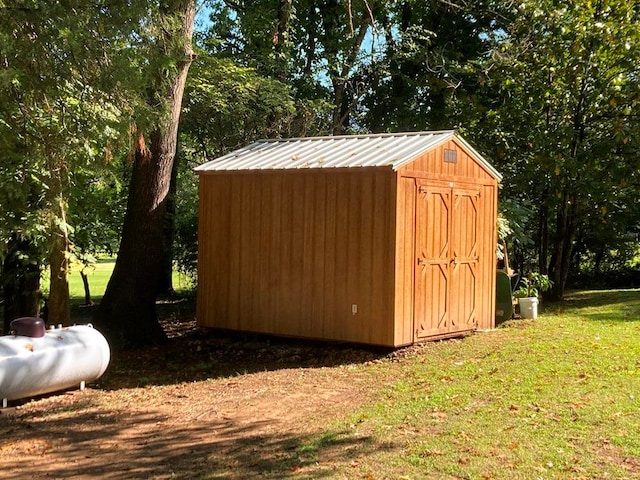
[156,141,180,298]
[47,165,71,326]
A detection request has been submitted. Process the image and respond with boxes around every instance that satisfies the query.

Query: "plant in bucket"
[513,272,552,319]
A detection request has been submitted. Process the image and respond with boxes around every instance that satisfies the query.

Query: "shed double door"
[414,179,480,340]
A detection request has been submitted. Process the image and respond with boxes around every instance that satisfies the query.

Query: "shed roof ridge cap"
[256,130,456,143]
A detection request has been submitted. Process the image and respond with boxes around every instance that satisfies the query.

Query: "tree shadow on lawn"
[545,288,640,323]
[0,395,385,479]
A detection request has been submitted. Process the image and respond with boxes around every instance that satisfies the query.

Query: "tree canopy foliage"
[469,0,640,298]
[0,1,140,329]
[1,0,638,345]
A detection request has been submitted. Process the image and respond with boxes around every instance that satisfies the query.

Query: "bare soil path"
[0,301,398,479]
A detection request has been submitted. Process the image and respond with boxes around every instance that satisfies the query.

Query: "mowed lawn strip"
[66,258,193,305]
[297,289,640,479]
[67,258,115,302]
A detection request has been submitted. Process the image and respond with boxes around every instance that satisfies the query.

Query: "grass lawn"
[1,287,638,478]
[302,289,640,479]
[67,258,115,302]
[67,258,194,304]
[47,266,640,477]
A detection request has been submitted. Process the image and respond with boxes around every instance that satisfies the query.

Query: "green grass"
[66,258,194,304]
[67,258,115,302]
[298,289,640,479]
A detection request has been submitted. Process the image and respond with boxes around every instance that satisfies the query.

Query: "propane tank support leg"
[80,381,86,391]
[2,398,6,408]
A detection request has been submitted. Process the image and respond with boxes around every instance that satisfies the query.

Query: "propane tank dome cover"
[10,317,46,338]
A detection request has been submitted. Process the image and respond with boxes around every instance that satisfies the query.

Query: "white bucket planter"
[518,297,539,320]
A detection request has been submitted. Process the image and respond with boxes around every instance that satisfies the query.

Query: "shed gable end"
[398,138,497,182]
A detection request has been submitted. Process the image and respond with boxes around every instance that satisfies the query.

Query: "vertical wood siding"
[197,168,397,345]
[198,136,499,347]
[393,176,417,345]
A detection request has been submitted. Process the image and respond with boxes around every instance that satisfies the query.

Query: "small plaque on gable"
[444,148,458,163]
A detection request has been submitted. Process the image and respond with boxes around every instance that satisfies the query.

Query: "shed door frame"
[413,178,481,341]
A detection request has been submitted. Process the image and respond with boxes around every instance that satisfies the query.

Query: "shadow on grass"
[75,288,640,392]
[545,288,640,323]
[0,396,387,479]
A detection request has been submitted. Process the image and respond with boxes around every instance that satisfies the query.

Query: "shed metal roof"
[194,130,502,180]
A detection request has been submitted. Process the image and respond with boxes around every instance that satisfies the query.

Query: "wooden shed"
[194,131,502,347]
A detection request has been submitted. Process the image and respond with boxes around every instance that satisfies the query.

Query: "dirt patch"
[0,302,399,479]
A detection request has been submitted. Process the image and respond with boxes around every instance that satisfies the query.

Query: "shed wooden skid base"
[195,131,501,347]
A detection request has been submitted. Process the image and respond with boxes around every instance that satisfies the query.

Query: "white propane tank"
[0,320,110,407]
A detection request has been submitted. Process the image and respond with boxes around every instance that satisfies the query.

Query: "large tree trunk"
[94,1,196,349]
[48,224,70,324]
[537,193,549,275]
[547,193,577,301]
[548,70,588,299]
[156,143,179,297]
[47,175,71,325]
